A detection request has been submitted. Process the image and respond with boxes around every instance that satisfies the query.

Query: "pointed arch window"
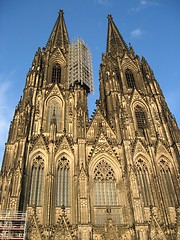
[29,156,44,206]
[94,160,118,206]
[159,160,176,206]
[52,64,61,83]
[136,159,153,206]
[56,157,70,207]
[125,69,135,88]
[135,105,147,129]
[47,98,61,132]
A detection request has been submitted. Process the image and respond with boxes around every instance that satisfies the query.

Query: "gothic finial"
[59,9,64,15]
[129,43,135,56]
[61,204,65,211]
[96,99,100,107]
[108,14,113,21]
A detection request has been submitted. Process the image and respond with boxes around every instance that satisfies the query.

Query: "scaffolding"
[68,39,94,93]
[0,211,27,240]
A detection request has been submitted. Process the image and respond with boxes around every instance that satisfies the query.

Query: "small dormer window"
[52,64,61,83]
[125,69,135,88]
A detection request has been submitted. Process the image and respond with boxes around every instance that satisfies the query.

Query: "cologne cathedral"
[0,10,179,240]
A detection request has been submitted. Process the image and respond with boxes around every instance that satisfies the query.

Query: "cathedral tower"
[0,11,179,240]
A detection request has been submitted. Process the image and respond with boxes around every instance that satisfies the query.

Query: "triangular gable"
[30,134,49,153]
[45,83,64,101]
[49,47,66,64]
[130,88,146,107]
[105,219,119,239]
[88,132,117,161]
[155,140,172,160]
[54,210,75,239]
[132,139,149,159]
[121,51,138,70]
[87,109,117,142]
[27,209,42,240]
[149,215,167,240]
[55,135,74,155]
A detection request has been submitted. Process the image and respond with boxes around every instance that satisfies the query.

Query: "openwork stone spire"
[46,10,70,52]
[106,14,128,55]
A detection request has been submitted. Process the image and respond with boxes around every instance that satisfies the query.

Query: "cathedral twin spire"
[0,10,179,240]
[106,14,128,55]
[46,10,70,52]
[46,10,129,55]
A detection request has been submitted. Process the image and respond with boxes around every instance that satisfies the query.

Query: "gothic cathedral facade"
[0,10,179,240]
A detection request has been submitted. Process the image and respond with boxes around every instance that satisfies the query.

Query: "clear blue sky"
[0,0,180,165]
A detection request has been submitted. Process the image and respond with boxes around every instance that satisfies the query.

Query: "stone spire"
[46,10,70,52]
[106,14,128,55]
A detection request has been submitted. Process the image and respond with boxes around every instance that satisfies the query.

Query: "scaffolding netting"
[68,39,94,93]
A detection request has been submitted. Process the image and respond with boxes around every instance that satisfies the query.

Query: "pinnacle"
[59,9,64,15]
[107,14,113,20]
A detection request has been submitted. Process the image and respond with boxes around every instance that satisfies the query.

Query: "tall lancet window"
[52,64,61,83]
[135,105,147,129]
[159,160,176,206]
[12,169,20,196]
[47,98,61,132]
[29,156,44,206]
[125,69,135,88]
[136,159,153,206]
[56,157,70,207]
[94,160,118,206]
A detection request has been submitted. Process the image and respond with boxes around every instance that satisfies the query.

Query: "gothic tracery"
[0,10,179,240]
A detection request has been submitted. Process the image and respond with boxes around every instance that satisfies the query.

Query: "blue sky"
[0,0,180,166]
